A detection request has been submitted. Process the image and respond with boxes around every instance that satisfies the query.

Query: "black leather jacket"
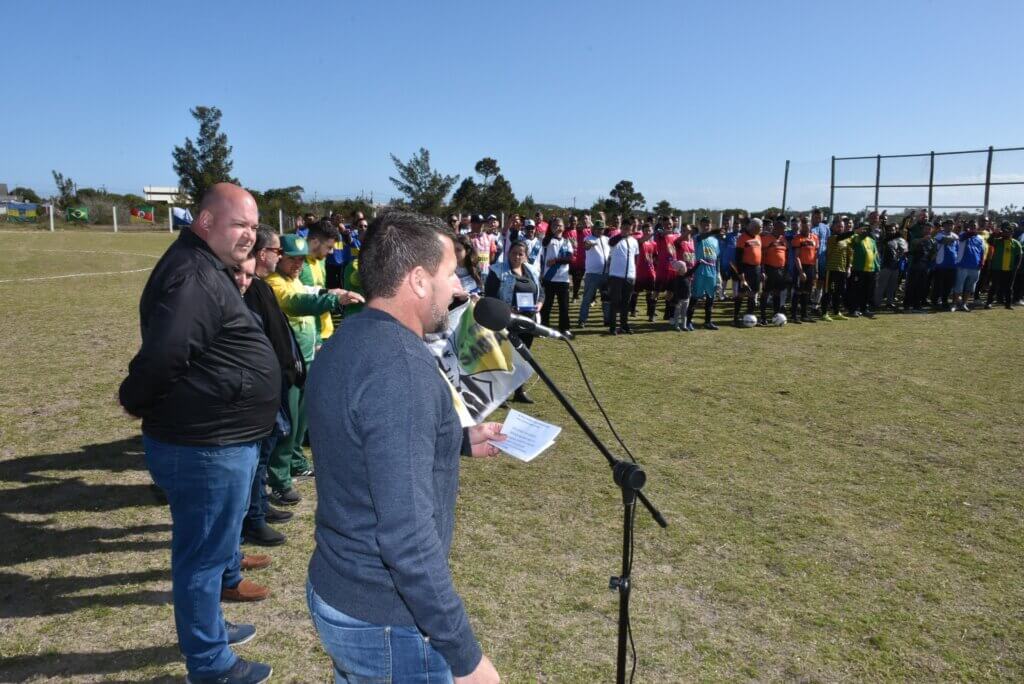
[119,229,280,445]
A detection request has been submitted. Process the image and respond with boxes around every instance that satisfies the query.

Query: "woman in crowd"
[539,218,574,333]
[485,241,542,403]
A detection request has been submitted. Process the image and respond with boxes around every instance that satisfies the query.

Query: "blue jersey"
[719,231,738,273]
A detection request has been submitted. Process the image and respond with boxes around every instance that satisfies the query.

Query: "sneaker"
[792,318,803,324]
[240,554,271,571]
[622,326,634,334]
[959,304,971,312]
[513,389,534,404]
[242,524,285,547]
[221,579,270,602]
[803,317,816,323]
[704,322,719,331]
[851,311,862,318]
[672,323,683,331]
[864,311,876,319]
[291,467,314,478]
[821,313,833,322]
[984,303,993,310]
[187,657,272,684]
[685,321,695,331]
[265,506,293,523]
[226,621,257,646]
[834,312,848,320]
[270,487,301,507]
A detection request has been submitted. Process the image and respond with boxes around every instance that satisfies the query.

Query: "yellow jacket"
[300,257,334,340]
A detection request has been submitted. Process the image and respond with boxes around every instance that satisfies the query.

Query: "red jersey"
[655,233,679,282]
[572,228,591,269]
[636,238,658,285]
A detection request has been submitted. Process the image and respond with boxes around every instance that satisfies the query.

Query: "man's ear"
[408,265,429,299]
[193,209,213,237]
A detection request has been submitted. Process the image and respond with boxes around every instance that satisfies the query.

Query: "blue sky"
[8,0,1024,212]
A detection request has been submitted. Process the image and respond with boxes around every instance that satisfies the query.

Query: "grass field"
[1,229,1022,683]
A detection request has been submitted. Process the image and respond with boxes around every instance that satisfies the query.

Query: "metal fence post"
[49,204,55,232]
[829,156,836,215]
[927,151,935,216]
[781,160,790,214]
[278,208,284,235]
[983,145,994,214]
[874,154,881,212]
[113,205,118,233]
[169,206,174,233]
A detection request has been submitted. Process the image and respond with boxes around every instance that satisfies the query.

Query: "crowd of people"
[381,207,1022,334]
[118,182,1022,684]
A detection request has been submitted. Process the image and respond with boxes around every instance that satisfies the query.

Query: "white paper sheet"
[488,408,562,462]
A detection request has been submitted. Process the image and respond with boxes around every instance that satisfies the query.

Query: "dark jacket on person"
[306,308,482,677]
[244,276,306,388]
[119,228,280,446]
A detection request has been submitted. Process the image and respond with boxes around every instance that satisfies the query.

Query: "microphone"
[473,297,573,340]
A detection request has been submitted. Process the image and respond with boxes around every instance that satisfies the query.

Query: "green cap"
[281,234,309,256]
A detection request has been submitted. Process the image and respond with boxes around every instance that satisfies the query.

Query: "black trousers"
[791,265,816,319]
[930,269,956,307]
[761,266,787,318]
[987,271,1014,306]
[607,276,636,331]
[734,264,762,319]
[822,271,847,315]
[852,271,877,313]
[904,269,931,309]
[540,280,571,332]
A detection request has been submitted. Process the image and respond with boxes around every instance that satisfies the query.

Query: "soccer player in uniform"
[821,217,854,321]
[688,222,721,330]
[761,220,789,324]
[732,218,764,326]
[791,221,820,323]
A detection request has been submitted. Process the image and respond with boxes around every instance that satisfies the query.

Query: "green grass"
[1,231,1022,682]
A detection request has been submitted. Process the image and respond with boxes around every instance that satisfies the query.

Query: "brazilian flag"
[66,206,90,223]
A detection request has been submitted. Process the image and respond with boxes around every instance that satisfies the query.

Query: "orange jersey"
[735,232,763,266]
[793,233,820,266]
[763,235,788,268]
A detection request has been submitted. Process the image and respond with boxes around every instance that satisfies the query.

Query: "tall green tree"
[172,106,237,206]
[388,148,459,215]
[451,178,480,212]
[652,199,675,216]
[474,157,500,186]
[483,174,517,214]
[13,186,42,204]
[51,170,76,209]
[606,180,646,216]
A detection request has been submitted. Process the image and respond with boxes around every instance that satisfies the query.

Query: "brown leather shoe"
[221,578,270,602]
[240,554,271,571]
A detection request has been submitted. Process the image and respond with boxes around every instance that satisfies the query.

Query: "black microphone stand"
[504,331,668,684]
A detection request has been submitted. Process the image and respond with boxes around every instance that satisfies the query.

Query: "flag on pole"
[129,205,155,223]
[425,298,533,424]
[5,202,38,222]
[66,206,89,223]
[172,207,194,227]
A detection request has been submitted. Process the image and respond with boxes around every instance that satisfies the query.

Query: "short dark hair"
[360,210,455,300]
[307,220,341,243]
[254,224,278,252]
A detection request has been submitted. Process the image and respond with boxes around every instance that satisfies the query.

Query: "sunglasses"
[262,247,283,255]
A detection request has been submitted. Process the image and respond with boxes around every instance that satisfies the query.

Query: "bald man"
[120,183,277,684]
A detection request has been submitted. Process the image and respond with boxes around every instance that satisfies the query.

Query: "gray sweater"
[306,307,482,676]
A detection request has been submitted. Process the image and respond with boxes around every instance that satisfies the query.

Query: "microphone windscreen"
[473,297,512,331]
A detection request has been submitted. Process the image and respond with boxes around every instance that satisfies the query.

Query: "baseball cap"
[486,214,497,220]
[523,219,536,227]
[281,234,309,256]
[471,214,485,223]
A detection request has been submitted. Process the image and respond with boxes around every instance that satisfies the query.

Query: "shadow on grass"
[0,645,181,683]
[0,568,171,617]
[0,436,172,626]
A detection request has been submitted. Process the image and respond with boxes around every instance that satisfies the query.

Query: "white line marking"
[0,267,153,284]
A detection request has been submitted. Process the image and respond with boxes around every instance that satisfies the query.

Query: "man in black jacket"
[238,226,306,547]
[119,183,277,684]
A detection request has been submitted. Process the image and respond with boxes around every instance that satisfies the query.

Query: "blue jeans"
[144,435,259,679]
[306,581,453,684]
[578,272,609,325]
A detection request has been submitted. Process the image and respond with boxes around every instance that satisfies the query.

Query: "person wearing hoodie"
[952,219,986,311]
[930,219,959,310]
[985,222,1022,309]
[875,224,908,310]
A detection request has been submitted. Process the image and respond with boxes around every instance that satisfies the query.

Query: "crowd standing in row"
[374,208,1023,334]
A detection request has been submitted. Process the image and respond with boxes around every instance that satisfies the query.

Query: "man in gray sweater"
[306,210,504,683]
